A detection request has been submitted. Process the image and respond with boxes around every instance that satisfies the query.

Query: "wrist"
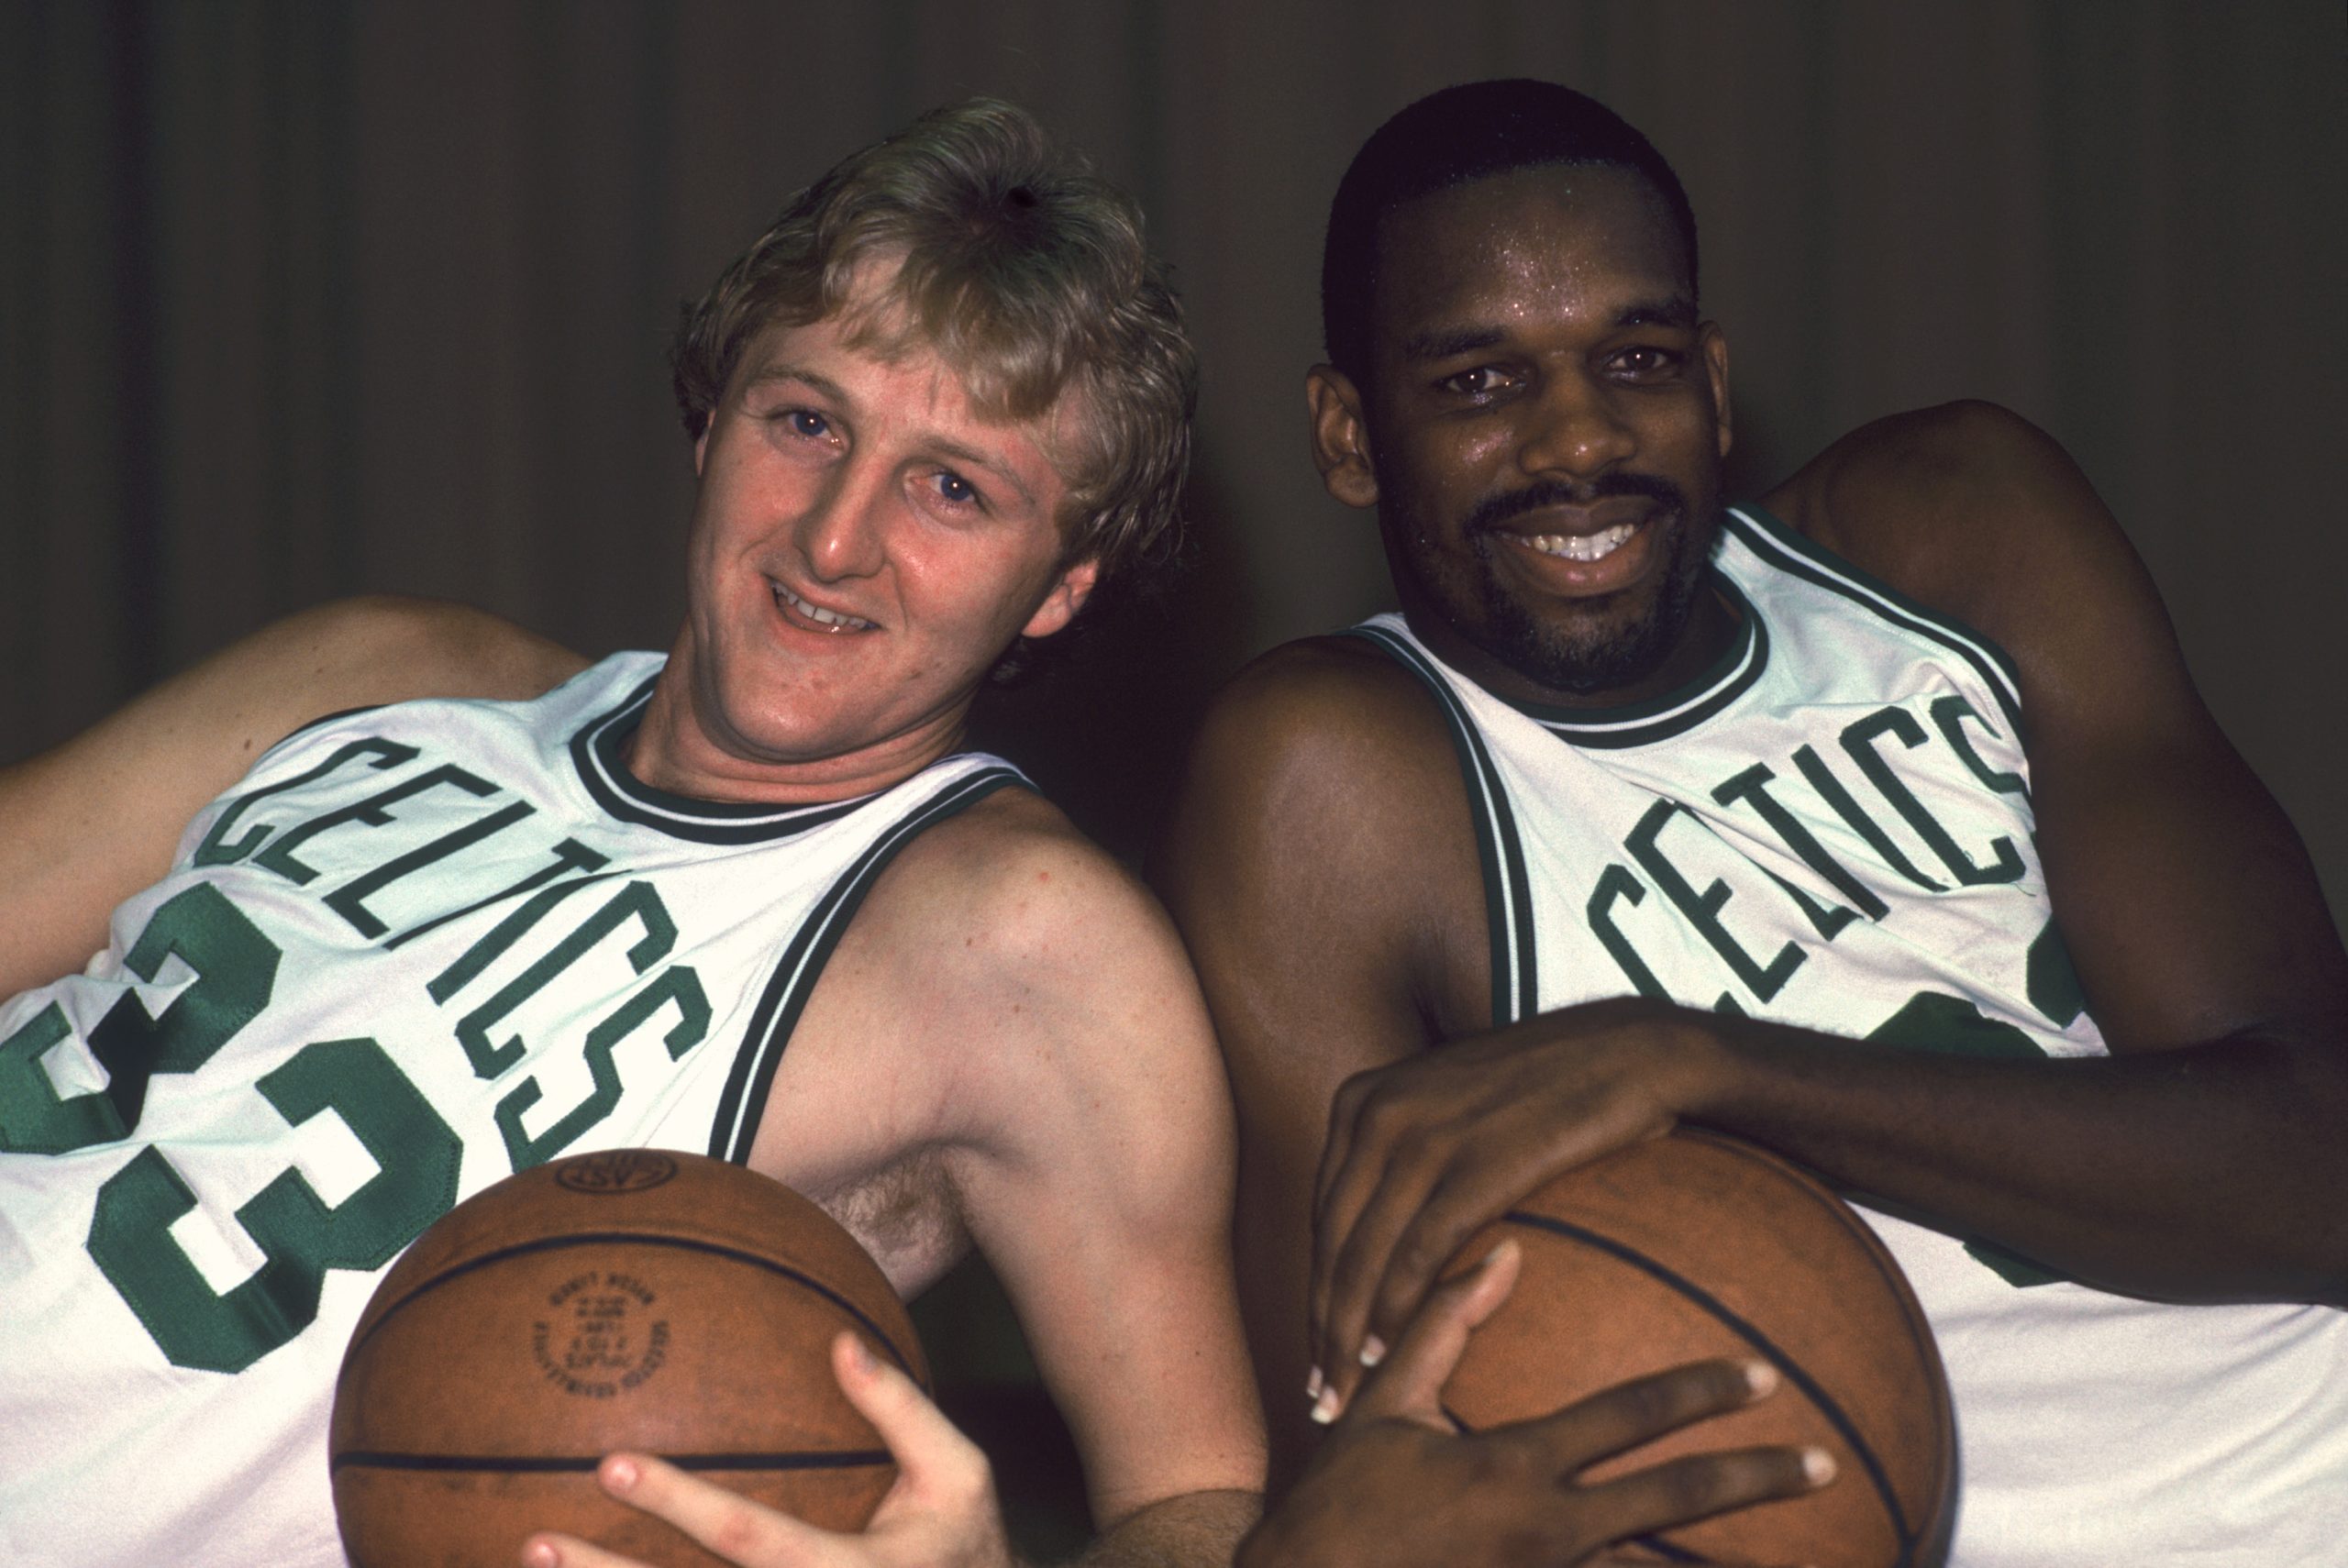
[1661,1000,1753,1123]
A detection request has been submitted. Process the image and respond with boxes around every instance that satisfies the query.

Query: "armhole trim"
[1344,625,1538,1028]
[706,765,1026,1163]
[1725,505,2026,734]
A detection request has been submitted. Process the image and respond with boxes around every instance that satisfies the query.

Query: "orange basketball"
[330,1148,924,1568]
[1442,1131,1952,1568]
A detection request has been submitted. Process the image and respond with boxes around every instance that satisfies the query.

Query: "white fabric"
[0,653,1022,1568]
[1357,505,2348,1566]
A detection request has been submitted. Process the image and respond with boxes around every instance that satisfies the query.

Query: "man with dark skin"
[1155,80,2348,1564]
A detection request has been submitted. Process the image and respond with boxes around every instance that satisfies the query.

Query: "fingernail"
[1743,1360,1779,1399]
[1357,1335,1386,1369]
[844,1333,877,1374]
[1801,1446,1837,1486]
[1305,1364,1324,1402]
[521,1541,559,1568]
[1310,1386,1342,1425]
[601,1454,640,1494]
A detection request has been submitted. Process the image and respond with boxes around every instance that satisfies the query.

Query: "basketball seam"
[347,1230,921,1385]
[1494,1209,1921,1564]
[330,1448,893,1475]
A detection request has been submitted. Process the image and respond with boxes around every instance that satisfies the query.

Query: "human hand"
[1244,1240,1827,1568]
[520,1332,1014,1568]
[1311,995,1727,1418]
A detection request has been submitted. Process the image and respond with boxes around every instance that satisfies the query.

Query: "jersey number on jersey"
[0,884,463,1373]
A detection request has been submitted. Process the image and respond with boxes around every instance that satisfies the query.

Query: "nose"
[1514,370,1635,481]
[794,461,889,582]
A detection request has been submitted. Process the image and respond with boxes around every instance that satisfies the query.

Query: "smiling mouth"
[771,580,875,633]
[1512,520,1638,562]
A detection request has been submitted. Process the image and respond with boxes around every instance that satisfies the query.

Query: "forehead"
[1369,164,1690,356]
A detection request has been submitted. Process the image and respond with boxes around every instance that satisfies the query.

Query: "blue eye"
[936,471,977,505]
[787,409,830,438]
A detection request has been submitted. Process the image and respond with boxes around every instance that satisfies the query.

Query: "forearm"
[1058,1487,1259,1568]
[1689,1008,2348,1303]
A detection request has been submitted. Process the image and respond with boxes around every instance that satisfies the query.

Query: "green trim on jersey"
[1504,575,1771,749]
[707,764,1027,1163]
[1344,624,1539,1027]
[1722,505,2025,732]
[569,676,875,845]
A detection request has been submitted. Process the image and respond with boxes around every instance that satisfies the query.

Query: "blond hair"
[671,99,1193,581]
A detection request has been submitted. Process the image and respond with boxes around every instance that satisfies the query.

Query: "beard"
[1452,473,1719,698]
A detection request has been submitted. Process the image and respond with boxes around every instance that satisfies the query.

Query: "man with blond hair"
[0,99,1266,1568]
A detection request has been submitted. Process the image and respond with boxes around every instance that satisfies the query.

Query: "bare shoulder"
[1156,634,1488,1043]
[847,783,1226,1125]
[1160,635,1468,897]
[1760,400,2167,687]
[1186,633,1453,780]
[237,594,590,728]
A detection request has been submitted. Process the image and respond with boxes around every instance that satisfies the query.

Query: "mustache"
[1463,473,1688,536]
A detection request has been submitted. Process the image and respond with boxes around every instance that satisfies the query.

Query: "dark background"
[6,1,2342,1551]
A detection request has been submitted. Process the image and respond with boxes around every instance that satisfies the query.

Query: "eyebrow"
[1398,294,1700,364]
[737,360,1040,509]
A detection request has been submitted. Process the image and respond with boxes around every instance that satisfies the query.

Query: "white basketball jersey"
[0,652,1025,1568]
[1357,505,2348,1567]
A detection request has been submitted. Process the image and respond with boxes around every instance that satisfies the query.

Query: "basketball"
[1441,1130,1953,1568]
[329,1148,925,1568]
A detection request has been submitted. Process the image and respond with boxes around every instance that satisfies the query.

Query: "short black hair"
[1320,79,1699,381]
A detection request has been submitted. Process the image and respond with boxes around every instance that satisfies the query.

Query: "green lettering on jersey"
[2026,916,2088,1028]
[192,738,418,867]
[0,1005,116,1153]
[326,800,538,939]
[1842,708,2024,888]
[455,881,677,1078]
[0,885,282,1154]
[1711,763,1890,923]
[86,1035,462,1373]
[254,763,503,887]
[426,867,615,999]
[495,966,712,1169]
[388,836,611,951]
[1586,864,1672,1000]
[1792,745,1948,892]
[1624,801,1804,1005]
[1931,695,2029,801]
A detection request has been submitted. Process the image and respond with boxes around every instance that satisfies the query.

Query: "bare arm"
[924,800,1265,1562]
[1149,640,1513,1480]
[0,595,584,995]
[1301,403,2348,1409]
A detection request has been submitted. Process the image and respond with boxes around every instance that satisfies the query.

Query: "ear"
[692,423,712,476]
[1307,365,1380,510]
[1701,324,1733,459]
[1019,555,1101,641]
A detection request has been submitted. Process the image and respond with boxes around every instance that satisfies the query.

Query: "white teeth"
[1523,522,1635,562]
[773,583,874,632]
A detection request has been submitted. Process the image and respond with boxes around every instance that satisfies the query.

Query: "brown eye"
[1612,347,1681,378]
[1439,367,1508,396]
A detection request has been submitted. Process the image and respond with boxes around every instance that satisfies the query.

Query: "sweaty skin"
[1151,162,2348,1481]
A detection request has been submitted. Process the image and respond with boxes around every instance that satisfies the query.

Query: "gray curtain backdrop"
[6,0,2344,894]
[5,2,2342,1544]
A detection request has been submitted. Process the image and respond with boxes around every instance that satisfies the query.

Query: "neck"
[624,668,969,806]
